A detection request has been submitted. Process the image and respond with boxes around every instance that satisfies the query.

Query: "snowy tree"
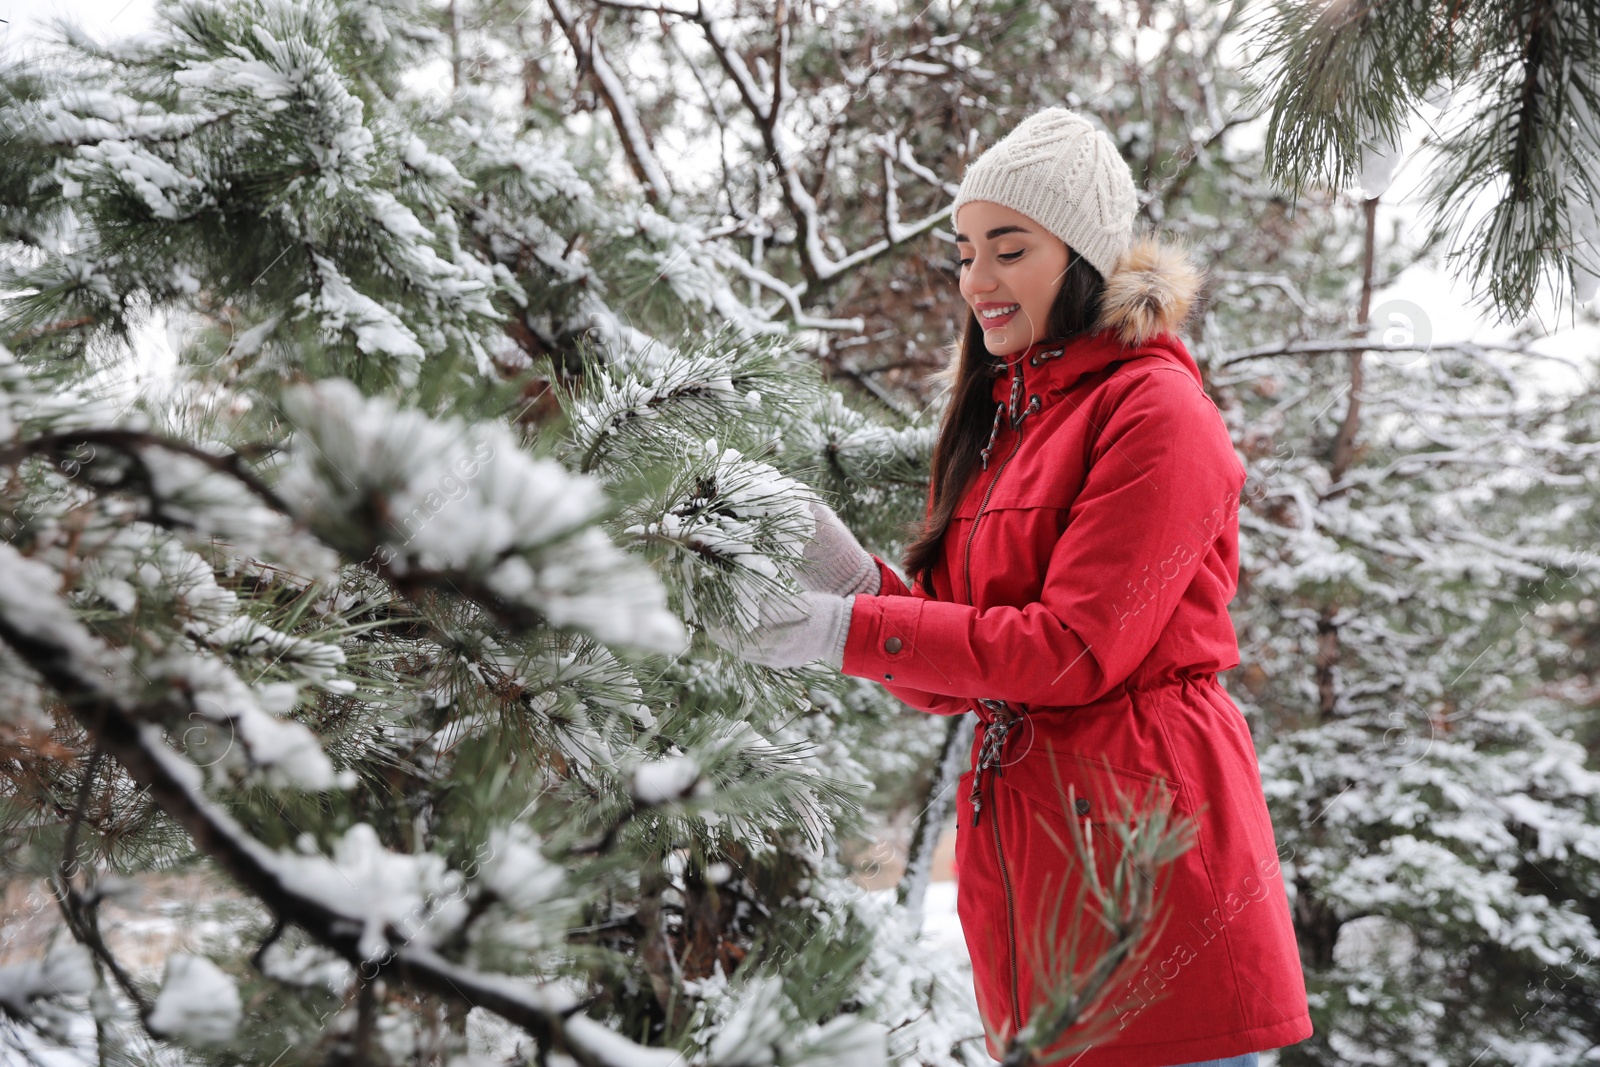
[1228,321,1600,1063]
[5,0,1600,1064]
[0,0,984,1062]
[516,0,1600,1059]
[1211,100,1600,1067]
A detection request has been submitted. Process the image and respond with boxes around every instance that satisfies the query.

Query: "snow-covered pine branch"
[0,541,689,1066]
[1245,0,1600,320]
[556,329,816,476]
[622,440,817,632]
[275,376,688,653]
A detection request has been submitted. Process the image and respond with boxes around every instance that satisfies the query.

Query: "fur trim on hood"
[1093,234,1205,347]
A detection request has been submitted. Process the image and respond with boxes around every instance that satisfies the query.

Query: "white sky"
[3,0,1595,402]
[1359,106,1599,396]
[0,0,156,53]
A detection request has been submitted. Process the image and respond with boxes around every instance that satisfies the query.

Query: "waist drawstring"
[968,698,1024,826]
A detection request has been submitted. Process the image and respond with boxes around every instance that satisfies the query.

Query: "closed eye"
[958,250,1025,268]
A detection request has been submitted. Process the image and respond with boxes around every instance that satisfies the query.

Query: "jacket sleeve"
[864,554,973,717]
[841,366,1246,707]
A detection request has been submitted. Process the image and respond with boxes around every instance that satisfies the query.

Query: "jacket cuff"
[841,593,924,685]
[870,555,909,597]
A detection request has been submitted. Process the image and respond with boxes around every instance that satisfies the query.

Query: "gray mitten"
[705,589,853,670]
[798,500,881,597]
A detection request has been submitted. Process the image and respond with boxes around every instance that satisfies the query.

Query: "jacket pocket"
[997,744,1180,828]
[984,745,1183,1057]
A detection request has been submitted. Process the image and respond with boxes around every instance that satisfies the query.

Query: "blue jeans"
[1166,1055,1259,1067]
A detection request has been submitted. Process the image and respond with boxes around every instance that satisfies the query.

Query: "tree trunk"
[898,712,974,918]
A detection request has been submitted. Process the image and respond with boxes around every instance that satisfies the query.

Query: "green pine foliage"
[1244,0,1600,320]
[5,0,1600,1064]
[0,0,973,1063]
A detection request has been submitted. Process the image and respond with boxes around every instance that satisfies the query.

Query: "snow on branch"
[0,345,136,443]
[0,517,343,789]
[581,0,954,296]
[793,389,937,489]
[169,4,378,198]
[1217,336,1585,373]
[0,423,340,585]
[6,357,688,656]
[304,253,427,386]
[275,377,689,653]
[0,543,683,1067]
[699,245,866,332]
[547,0,675,207]
[558,330,813,474]
[624,441,817,631]
[6,2,511,385]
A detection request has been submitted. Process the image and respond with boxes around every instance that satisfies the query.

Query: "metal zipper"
[964,709,1024,1031]
[963,361,1039,607]
[959,356,1039,1043]
[989,765,1025,1036]
[961,392,1030,812]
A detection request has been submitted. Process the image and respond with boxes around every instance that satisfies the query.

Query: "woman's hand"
[798,500,881,597]
[705,589,853,670]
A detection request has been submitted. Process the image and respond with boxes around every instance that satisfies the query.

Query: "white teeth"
[980,304,1019,319]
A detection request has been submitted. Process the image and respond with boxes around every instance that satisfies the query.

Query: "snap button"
[1074,797,1091,816]
[885,637,903,654]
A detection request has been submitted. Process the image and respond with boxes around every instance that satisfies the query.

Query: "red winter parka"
[840,238,1314,1066]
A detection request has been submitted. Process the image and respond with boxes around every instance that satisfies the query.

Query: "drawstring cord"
[979,357,1048,470]
[980,402,1005,470]
[968,699,1023,825]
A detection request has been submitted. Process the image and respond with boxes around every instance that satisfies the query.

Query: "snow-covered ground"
[921,880,968,960]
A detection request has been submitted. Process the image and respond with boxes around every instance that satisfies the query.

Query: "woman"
[711,108,1313,1067]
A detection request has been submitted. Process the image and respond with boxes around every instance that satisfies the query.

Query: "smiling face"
[954,200,1073,359]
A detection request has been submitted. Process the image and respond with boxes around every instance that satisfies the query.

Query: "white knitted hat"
[949,107,1139,279]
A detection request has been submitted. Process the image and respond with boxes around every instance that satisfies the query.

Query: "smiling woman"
[857,108,1312,1067]
[954,206,1074,354]
[706,105,1315,1067]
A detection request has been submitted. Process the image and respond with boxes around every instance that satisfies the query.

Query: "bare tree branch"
[1216,337,1584,371]
[548,0,675,206]
[586,0,953,300]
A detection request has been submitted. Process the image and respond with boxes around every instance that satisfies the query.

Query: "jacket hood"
[1093,233,1205,347]
[952,234,1208,400]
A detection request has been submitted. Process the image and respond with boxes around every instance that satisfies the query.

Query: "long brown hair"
[902,250,1109,594]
